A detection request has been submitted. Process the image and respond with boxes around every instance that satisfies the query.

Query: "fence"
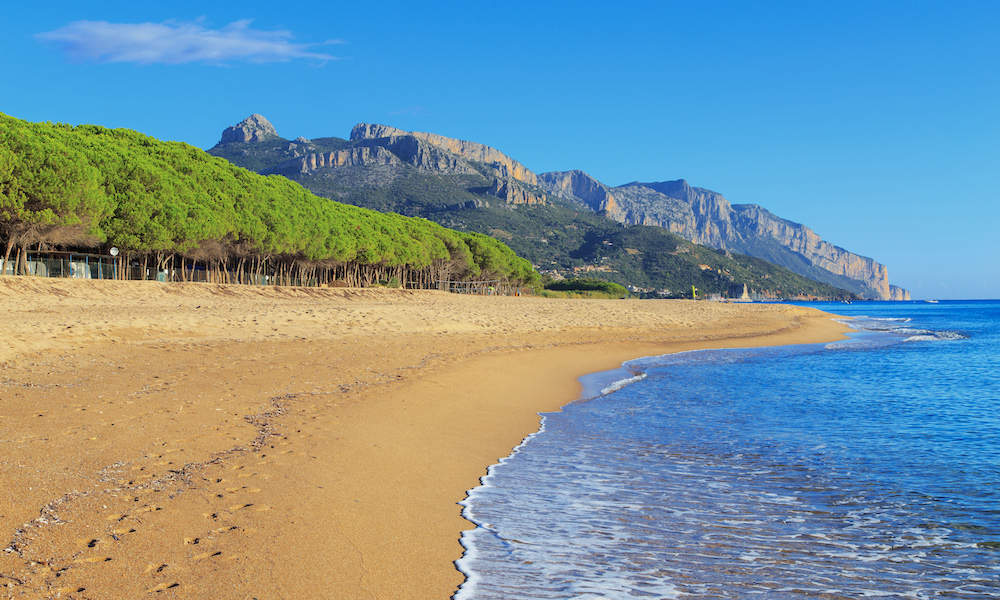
[2,252,532,295]
[2,251,274,283]
[2,251,118,280]
[436,280,529,296]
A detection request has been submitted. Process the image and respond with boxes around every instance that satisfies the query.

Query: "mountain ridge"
[538,171,907,300]
[209,115,909,300]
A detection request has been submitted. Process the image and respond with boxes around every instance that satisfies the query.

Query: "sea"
[454,300,1000,599]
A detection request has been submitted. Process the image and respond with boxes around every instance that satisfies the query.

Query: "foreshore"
[0,277,850,599]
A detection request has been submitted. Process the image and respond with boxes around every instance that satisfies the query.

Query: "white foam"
[905,329,967,342]
[453,305,994,599]
[600,372,647,395]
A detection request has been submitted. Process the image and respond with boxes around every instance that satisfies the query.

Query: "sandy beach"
[0,276,849,599]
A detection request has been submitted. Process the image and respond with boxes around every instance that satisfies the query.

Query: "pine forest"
[0,114,539,291]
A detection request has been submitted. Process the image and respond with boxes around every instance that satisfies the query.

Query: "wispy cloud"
[36,19,343,65]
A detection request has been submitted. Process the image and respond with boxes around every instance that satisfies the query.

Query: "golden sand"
[0,277,849,599]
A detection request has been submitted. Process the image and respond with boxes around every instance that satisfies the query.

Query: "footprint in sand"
[144,563,169,574]
[225,485,262,493]
[147,582,180,593]
[73,556,113,564]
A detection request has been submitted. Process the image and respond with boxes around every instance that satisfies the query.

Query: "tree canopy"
[0,113,539,289]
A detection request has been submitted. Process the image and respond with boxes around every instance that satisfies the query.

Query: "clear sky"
[3,1,997,299]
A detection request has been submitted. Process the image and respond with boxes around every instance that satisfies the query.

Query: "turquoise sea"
[455,300,1000,599]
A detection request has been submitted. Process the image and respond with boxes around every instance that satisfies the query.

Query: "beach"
[0,277,849,599]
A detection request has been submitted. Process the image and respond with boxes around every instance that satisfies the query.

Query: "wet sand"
[0,276,849,599]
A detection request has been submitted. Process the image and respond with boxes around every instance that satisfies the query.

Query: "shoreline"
[0,277,850,599]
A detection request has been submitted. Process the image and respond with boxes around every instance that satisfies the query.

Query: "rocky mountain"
[209,115,908,300]
[351,123,540,186]
[539,171,909,300]
[219,113,280,144]
[257,122,547,206]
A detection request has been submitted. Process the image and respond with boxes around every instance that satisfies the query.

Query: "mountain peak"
[219,114,280,144]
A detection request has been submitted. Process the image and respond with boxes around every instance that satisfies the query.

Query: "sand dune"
[0,276,848,599]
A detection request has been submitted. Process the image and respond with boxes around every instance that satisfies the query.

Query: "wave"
[900,328,969,342]
[454,302,998,599]
[599,372,647,395]
[840,317,968,342]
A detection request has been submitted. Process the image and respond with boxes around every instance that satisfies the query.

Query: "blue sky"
[3,1,997,299]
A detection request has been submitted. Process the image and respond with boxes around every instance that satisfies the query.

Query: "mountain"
[209,115,908,300]
[538,172,909,300]
[0,113,540,291]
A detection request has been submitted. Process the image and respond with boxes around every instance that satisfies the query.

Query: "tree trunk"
[2,238,13,276]
[16,246,26,276]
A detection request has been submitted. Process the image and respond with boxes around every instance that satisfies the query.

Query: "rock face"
[209,114,908,299]
[538,169,618,211]
[489,178,546,205]
[215,116,547,206]
[541,172,903,300]
[273,122,547,205]
[890,285,911,301]
[351,124,539,186]
[219,114,279,144]
[277,146,401,173]
[730,203,891,299]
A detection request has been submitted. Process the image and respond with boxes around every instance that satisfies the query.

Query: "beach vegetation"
[542,278,628,299]
[0,113,540,290]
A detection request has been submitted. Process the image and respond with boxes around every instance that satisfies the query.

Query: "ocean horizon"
[455,299,1000,599]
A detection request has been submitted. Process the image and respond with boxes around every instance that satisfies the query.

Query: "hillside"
[209,115,870,300]
[0,113,537,290]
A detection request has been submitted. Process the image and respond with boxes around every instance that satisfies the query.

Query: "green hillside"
[0,114,538,289]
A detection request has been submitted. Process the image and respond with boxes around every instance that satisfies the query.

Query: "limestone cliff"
[351,123,540,187]
[541,172,904,300]
[262,121,545,205]
[274,146,401,173]
[730,203,891,300]
[890,285,911,301]
[489,178,546,205]
[538,170,618,212]
[209,114,907,298]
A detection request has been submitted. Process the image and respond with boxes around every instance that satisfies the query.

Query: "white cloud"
[36,19,342,65]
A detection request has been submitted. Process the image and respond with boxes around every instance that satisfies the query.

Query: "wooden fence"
[436,280,530,296]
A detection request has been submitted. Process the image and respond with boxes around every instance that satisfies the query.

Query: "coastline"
[0,277,850,599]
